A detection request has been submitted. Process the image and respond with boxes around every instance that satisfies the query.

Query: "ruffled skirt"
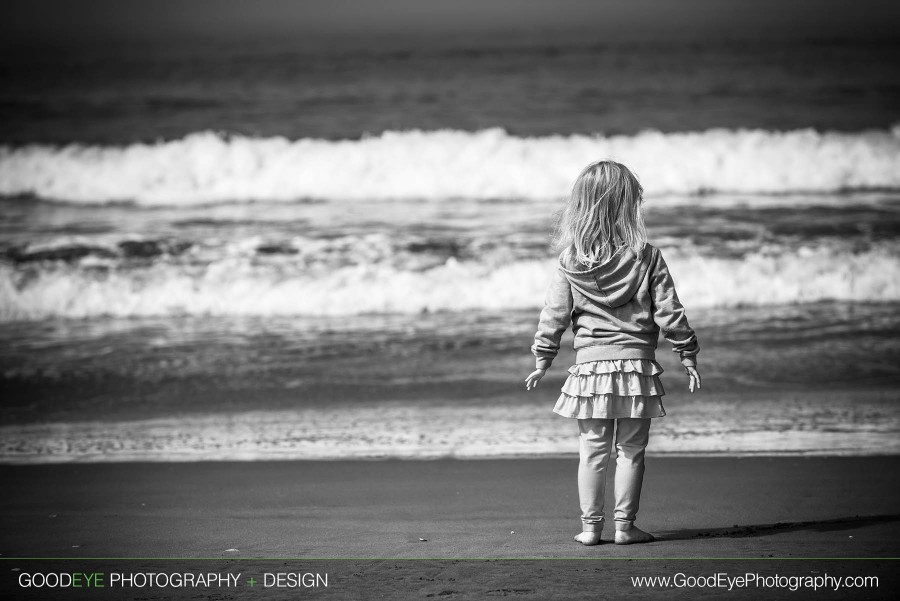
[553,359,666,419]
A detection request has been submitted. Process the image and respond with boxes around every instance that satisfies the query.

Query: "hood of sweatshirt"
[559,246,653,308]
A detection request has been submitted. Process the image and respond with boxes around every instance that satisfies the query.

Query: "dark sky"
[4,0,899,45]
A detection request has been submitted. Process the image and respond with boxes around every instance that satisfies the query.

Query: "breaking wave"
[2,127,900,204]
[1,242,897,321]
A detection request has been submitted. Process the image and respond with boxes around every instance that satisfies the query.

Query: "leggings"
[577,417,651,532]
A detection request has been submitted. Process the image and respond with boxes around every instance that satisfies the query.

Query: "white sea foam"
[2,245,897,321]
[2,127,899,204]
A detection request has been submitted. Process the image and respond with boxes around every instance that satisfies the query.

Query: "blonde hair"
[553,160,647,265]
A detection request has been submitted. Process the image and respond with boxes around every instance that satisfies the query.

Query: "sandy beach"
[3,456,898,599]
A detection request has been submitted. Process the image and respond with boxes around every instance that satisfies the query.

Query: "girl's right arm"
[527,263,574,389]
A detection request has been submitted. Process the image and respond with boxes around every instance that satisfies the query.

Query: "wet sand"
[2,456,899,599]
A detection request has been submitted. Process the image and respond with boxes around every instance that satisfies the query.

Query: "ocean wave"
[2,127,899,204]
[2,244,897,321]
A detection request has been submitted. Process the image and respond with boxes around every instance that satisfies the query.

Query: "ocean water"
[3,36,898,143]
[1,34,898,462]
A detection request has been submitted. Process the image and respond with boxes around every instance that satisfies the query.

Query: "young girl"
[525,160,700,546]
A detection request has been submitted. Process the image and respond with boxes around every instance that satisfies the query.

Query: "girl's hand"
[686,366,701,392]
[525,369,546,390]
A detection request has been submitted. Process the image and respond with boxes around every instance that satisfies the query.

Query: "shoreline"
[4,383,898,463]
[4,449,900,466]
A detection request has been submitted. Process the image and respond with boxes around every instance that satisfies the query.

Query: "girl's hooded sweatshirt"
[531,244,699,369]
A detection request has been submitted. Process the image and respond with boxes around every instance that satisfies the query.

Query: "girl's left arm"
[530,264,574,371]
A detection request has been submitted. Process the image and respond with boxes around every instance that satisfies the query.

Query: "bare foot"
[614,525,655,545]
[574,531,603,546]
